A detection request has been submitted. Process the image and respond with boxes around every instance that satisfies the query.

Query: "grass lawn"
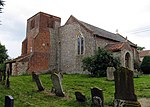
[0,74,150,107]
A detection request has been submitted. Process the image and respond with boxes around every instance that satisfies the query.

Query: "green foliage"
[0,63,5,71]
[137,46,145,51]
[140,56,150,74]
[0,43,8,63]
[82,48,120,77]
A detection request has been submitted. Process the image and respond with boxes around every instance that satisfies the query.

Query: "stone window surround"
[77,34,85,55]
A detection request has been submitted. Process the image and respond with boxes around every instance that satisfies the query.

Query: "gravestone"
[114,67,141,107]
[107,67,115,80]
[51,73,65,97]
[5,95,14,107]
[6,78,10,88]
[91,87,104,107]
[32,72,44,91]
[93,96,102,107]
[3,70,6,81]
[6,67,10,88]
[75,91,86,102]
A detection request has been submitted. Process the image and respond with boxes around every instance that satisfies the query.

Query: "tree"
[0,0,4,11]
[0,43,8,63]
[137,46,145,51]
[82,48,120,77]
[140,56,150,74]
[0,0,4,24]
[0,43,8,72]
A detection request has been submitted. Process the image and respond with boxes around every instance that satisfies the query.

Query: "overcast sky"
[0,0,150,58]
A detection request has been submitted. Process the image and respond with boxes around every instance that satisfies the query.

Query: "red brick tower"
[19,12,61,74]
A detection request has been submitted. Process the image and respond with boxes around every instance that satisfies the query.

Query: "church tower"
[20,12,61,73]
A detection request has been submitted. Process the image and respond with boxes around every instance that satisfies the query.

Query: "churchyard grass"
[0,74,150,106]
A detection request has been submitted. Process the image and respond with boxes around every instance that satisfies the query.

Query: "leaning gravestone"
[75,91,86,102]
[114,67,141,107]
[6,67,10,88]
[6,78,10,88]
[91,87,104,107]
[32,72,44,91]
[107,67,115,80]
[51,73,65,97]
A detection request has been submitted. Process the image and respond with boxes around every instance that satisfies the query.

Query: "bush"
[140,56,150,74]
[82,48,120,77]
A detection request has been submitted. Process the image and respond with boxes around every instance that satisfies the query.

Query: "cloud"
[1,0,150,58]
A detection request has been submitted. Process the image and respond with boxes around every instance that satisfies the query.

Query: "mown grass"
[0,74,150,107]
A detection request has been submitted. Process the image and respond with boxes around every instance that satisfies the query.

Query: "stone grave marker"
[93,96,102,107]
[114,67,141,107]
[51,73,65,97]
[6,78,10,88]
[75,91,86,102]
[3,70,6,81]
[5,95,14,107]
[6,67,10,88]
[107,67,115,80]
[91,87,104,107]
[32,72,44,91]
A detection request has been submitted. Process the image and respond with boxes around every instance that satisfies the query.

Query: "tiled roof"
[139,50,150,57]
[79,21,136,47]
[105,42,124,52]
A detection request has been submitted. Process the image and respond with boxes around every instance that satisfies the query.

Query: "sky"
[0,0,150,58]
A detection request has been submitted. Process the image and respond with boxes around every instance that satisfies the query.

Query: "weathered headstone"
[51,73,65,97]
[75,91,86,102]
[107,67,115,80]
[93,96,102,107]
[5,95,14,107]
[6,78,10,88]
[3,70,6,81]
[6,67,10,88]
[32,72,44,91]
[91,87,104,107]
[114,67,141,107]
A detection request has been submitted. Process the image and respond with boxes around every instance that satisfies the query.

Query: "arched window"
[125,52,130,68]
[77,36,84,55]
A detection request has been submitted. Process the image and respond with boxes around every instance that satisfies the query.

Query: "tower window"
[47,19,54,28]
[30,19,35,29]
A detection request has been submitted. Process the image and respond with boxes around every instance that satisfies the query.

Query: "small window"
[30,19,35,29]
[47,19,54,28]
[78,37,80,55]
[77,35,84,55]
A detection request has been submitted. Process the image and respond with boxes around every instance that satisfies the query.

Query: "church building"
[10,12,139,75]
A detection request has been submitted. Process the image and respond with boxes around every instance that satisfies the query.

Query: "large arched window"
[125,52,130,68]
[77,36,84,55]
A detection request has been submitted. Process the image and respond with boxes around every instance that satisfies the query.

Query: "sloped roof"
[80,21,125,41]
[105,42,124,52]
[139,50,150,57]
[66,15,136,47]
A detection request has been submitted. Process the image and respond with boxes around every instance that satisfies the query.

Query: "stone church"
[9,12,139,75]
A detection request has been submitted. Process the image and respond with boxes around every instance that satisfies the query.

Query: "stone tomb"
[51,73,65,97]
[107,67,115,80]
[114,67,141,107]
[32,72,44,91]
[91,87,104,107]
